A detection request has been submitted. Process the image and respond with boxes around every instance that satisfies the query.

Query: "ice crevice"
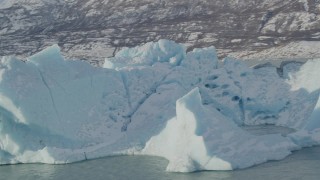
[120,69,175,132]
[120,72,132,109]
[36,68,62,123]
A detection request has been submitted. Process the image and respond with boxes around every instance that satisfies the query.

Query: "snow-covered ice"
[0,40,320,172]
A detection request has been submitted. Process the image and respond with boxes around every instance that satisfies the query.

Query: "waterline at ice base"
[0,40,320,172]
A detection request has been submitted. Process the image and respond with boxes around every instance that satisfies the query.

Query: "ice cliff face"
[0,40,320,172]
[1,0,320,64]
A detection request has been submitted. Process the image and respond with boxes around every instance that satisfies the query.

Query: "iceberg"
[286,59,320,147]
[0,45,131,164]
[288,60,320,131]
[142,88,296,172]
[0,39,320,172]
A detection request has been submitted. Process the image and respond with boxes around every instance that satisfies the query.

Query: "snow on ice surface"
[103,39,186,70]
[0,39,320,172]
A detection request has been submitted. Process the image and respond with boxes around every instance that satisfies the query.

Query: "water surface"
[1,146,320,180]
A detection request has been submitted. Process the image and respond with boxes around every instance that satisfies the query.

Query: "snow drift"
[0,40,320,172]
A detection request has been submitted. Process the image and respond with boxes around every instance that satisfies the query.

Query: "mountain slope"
[1,0,320,65]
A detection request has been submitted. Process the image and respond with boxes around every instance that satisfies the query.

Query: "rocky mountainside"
[1,0,320,65]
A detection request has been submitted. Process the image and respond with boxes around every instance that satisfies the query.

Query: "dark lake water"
[1,146,320,180]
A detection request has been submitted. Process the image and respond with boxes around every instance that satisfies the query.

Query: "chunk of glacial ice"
[142,88,296,172]
[1,40,320,172]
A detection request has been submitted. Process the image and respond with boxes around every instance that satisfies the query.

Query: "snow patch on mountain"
[0,0,14,9]
[237,41,320,60]
[299,0,309,11]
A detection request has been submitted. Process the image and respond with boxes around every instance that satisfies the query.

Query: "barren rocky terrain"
[1,0,320,65]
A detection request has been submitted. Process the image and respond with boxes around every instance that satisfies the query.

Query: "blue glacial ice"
[142,88,296,172]
[0,39,320,172]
